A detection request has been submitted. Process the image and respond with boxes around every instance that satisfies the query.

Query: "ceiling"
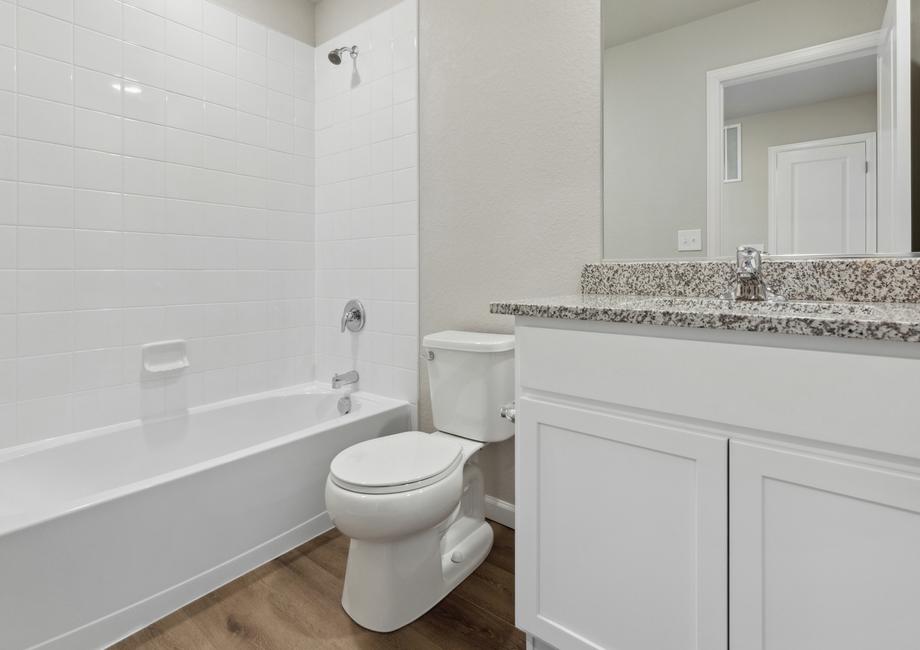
[724,55,877,120]
[603,0,760,49]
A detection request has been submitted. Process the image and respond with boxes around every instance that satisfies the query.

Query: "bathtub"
[0,385,411,650]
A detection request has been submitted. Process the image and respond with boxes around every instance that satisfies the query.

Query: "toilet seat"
[329,431,463,495]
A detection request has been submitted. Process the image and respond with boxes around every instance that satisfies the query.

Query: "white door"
[516,397,728,650]
[877,0,911,252]
[768,134,876,255]
[730,441,920,650]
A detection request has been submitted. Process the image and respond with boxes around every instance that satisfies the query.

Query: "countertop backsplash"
[581,257,920,303]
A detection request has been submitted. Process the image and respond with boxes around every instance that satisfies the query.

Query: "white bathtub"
[0,384,412,650]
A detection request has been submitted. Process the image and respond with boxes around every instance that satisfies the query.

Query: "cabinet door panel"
[516,397,728,650]
[730,441,920,650]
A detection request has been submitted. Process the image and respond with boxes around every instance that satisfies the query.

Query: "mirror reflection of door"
[718,53,879,256]
[713,0,910,257]
[768,134,876,255]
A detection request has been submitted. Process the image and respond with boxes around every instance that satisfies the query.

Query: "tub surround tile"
[581,257,920,303]
[490,294,920,344]
[0,0,418,450]
[313,2,419,406]
[0,1,318,450]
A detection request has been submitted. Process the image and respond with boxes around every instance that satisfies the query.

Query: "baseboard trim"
[484,495,515,529]
[42,513,334,650]
[527,633,559,650]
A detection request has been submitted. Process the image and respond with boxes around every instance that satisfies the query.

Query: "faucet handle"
[725,246,784,302]
[735,246,762,278]
[340,299,366,333]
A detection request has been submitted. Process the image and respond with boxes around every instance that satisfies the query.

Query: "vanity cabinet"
[514,319,920,650]
[729,441,920,650]
[516,397,728,650]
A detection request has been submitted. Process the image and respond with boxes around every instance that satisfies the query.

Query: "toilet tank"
[423,331,515,443]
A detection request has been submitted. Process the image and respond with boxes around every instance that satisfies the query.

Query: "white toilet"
[324,330,515,632]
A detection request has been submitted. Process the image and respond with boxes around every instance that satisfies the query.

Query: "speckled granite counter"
[490,294,920,343]
[580,257,920,303]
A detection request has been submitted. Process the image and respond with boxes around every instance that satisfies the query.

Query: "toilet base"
[341,515,494,632]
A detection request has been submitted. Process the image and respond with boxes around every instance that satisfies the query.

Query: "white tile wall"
[314,0,418,408]
[0,0,419,449]
[0,0,316,448]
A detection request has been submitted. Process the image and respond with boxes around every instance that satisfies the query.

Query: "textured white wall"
[418,0,602,504]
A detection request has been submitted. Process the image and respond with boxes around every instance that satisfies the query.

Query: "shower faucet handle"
[340,299,366,333]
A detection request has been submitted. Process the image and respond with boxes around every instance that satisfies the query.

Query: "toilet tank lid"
[423,330,515,353]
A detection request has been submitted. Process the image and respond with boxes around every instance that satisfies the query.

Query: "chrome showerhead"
[328,45,358,65]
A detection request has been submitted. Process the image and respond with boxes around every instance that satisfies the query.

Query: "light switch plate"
[677,229,702,252]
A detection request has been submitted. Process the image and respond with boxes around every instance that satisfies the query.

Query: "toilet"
[324,330,515,632]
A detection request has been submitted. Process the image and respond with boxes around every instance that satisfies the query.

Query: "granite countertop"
[490,294,920,343]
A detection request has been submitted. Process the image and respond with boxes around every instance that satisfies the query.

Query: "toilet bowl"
[324,331,515,632]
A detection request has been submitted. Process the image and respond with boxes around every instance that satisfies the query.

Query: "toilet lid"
[330,431,463,494]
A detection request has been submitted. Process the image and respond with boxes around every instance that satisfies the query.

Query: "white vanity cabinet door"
[730,441,920,650]
[516,397,728,650]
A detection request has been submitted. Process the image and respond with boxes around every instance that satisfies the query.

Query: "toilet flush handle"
[499,401,516,423]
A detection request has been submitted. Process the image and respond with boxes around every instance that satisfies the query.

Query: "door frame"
[877,0,912,252]
[767,132,877,254]
[706,31,881,257]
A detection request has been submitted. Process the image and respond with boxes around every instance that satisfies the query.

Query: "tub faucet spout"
[332,370,359,389]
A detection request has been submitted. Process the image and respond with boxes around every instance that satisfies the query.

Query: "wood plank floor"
[113,521,524,650]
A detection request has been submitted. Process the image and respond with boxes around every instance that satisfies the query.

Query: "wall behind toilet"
[417,1,602,506]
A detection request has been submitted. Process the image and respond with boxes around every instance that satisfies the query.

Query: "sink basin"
[622,297,890,319]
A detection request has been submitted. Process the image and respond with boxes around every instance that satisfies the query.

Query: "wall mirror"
[602,0,916,260]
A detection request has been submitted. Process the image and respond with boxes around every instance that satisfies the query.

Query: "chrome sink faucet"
[722,246,783,302]
[332,370,359,389]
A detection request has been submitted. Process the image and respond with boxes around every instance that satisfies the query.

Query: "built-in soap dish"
[142,340,190,376]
